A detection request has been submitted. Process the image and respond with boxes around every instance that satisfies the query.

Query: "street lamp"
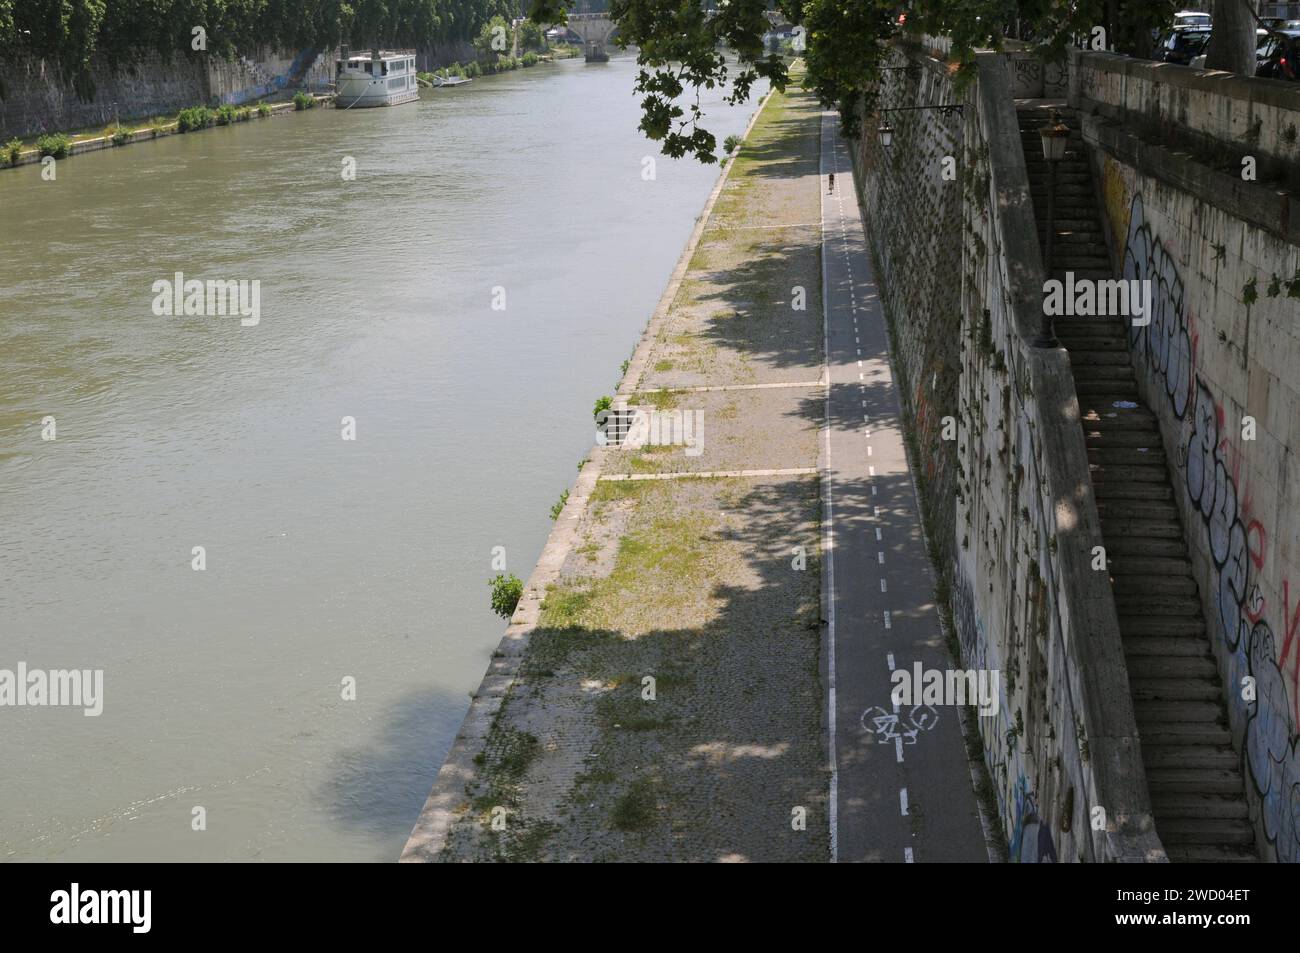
[1034,110,1070,348]
[875,103,962,151]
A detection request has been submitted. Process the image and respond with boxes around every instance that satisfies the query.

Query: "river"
[0,53,766,861]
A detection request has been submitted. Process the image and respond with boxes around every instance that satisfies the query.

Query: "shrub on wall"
[176,106,214,132]
[488,574,524,619]
[35,133,70,158]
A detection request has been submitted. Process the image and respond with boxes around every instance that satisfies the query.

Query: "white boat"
[434,75,473,88]
[335,48,421,108]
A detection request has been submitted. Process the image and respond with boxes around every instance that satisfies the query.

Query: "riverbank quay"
[402,79,829,862]
[1,93,333,172]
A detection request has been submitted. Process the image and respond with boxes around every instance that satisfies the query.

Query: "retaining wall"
[0,47,332,141]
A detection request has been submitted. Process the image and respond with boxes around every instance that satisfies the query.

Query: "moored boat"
[336,48,421,108]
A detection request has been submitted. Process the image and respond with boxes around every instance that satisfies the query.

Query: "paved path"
[819,113,990,863]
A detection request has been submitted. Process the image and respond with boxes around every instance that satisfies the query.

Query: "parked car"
[1173,9,1213,29]
[1257,29,1300,79]
[1158,26,1213,64]
[1189,28,1270,69]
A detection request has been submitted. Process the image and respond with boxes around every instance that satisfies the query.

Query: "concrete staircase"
[1017,101,1257,863]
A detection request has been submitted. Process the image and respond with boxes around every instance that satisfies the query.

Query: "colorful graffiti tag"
[1122,193,1300,862]
[1010,776,1059,863]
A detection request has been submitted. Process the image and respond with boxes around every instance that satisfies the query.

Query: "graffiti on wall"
[954,571,1059,861]
[1010,775,1058,863]
[1122,192,1300,862]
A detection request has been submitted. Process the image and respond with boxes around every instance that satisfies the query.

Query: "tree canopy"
[527,0,1257,163]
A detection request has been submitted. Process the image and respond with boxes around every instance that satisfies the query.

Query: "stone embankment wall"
[852,44,1163,862]
[416,41,477,72]
[0,47,332,140]
[1072,49,1300,863]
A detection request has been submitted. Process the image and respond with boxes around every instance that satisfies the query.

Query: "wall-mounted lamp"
[874,104,963,151]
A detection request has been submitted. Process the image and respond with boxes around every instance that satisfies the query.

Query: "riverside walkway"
[402,80,991,862]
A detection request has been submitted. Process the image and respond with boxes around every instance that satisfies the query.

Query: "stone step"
[1069,349,1132,365]
[1141,722,1233,747]
[1087,445,1165,466]
[1103,516,1182,536]
[1119,616,1206,638]
[1123,634,1212,657]
[1078,395,1143,412]
[1039,202,1101,213]
[1056,312,1126,327]
[1163,843,1257,862]
[1110,557,1193,578]
[1157,817,1255,846]
[1064,341,1134,357]
[1094,483,1175,502]
[1112,574,1198,595]
[1042,219,1105,233]
[1089,463,1169,483]
[1144,744,1240,771]
[1075,365,1139,382]
[1029,183,1096,197]
[1127,655,1219,680]
[1081,407,1157,427]
[1049,269,1116,283]
[1106,537,1188,558]
[1036,218,1100,232]
[1067,338,1130,353]
[1076,378,1139,393]
[1135,700,1227,723]
[1114,591,1203,614]
[1041,232,1106,248]
[1027,170,1093,185]
[1147,768,1245,794]
[1095,496,1178,516]
[1059,325,1128,338]
[1130,677,1223,701]
[1085,429,1165,447]
[1047,255,1113,270]
[1150,794,1248,820]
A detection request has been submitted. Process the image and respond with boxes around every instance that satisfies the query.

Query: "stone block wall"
[852,50,964,590]
[0,48,330,140]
